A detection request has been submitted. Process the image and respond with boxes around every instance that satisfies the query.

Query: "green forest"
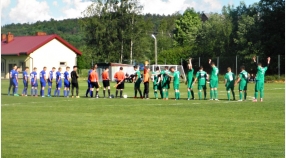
[1,0,284,75]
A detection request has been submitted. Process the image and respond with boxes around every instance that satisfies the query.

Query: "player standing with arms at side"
[64,66,71,97]
[40,67,47,97]
[143,64,150,99]
[8,65,17,96]
[12,67,20,96]
[89,67,100,98]
[71,66,80,98]
[151,67,160,99]
[114,67,125,98]
[186,58,195,100]
[234,66,248,101]
[30,67,38,97]
[54,67,62,97]
[22,67,29,96]
[102,67,111,98]
[224,67,235,101]
[47,67,56,97]
[161,66,171,100]
[133,65,143,98]
[209,59,219,101]
[169,67,181,100]
[193,66,207,100]
[252,56,271,102]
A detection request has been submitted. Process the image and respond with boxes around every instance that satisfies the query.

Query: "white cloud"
[9,0,51,23]
[1,0,10,9]
[59,0,92,19]
[53,1,58,7]
[140,0,222,15]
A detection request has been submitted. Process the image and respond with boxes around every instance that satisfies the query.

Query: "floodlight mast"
[151,34,157,65]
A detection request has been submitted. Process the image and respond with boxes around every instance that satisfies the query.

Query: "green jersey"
[196,70,207,86]
[210,66,219,80]
[173,71,180,85]
[239,70,248,83]
[152,71,160,83]
[135,70,141,82]
[187,69,194,82]
[161,70,170,83]
[256,66,268,82]
[224,72,235,85]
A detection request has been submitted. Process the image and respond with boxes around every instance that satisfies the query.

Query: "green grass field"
[1,80,285,157]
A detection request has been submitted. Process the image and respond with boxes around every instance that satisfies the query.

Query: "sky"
[1,0,259,26]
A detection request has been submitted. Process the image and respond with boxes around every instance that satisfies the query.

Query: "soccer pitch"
[1,80,285,157]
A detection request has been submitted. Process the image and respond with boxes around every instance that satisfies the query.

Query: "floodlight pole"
[152,34,158,65]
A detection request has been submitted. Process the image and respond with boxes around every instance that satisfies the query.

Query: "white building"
[1,32,82,78]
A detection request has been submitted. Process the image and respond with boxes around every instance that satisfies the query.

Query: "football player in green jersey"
[151,66,161,99]
[224,67,235,101]
[252,56,271,102]
[193,66,207,100]
[160,66,171,100]
[169,67,181,100]
[209,59,219,101]
[133,65,143,98]
[234,66,248,101]
[186,58,195,100]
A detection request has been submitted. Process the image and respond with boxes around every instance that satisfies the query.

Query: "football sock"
[35,89,38,95]
[57,90,60,97]
[108,89,110,96]
[239,91,242,100]
[204,91,207,99]
[134,89,137,97]
[41,90,44,96]
[54,89,57,96]
[86,89,89,97]
[227,91,230,100]
[160,90,163,98]
[120,90,123,97]
[191,90,194,99]
[64,90,66,97]
[260,90,264,99]
[95,91,98,97]
[103,90,106,97]
[116,90,118,97]
[198,91,202,100]
[175,92,178,99]
[48,88,51,96]
[67,90,70,96]
[244,92,247,100]
[90,91,93,97]
[165,91,169,98]
[138,90,142,97]
[14,87,18,94]
[210,90,214,99]
[232,91,235,100]
[214,90,218,99]
[187,90,191,99]
[178,92,180,99]
[254,91,258,99]
[154,91,158,98]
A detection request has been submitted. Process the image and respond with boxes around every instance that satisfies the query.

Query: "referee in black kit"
[71,66,79,98]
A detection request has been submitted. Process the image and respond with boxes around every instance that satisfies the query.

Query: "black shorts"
[116,81,124,89]
[102,80,110,87]
[90,82,99,89]
[71,82,79,88]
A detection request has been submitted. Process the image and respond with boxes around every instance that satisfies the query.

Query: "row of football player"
[83,56,270,102]
[8,66,80,97]
[8,56,270,101]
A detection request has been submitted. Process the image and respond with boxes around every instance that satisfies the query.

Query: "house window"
[1,62,5,72]
[60,62,67,67]
[19,61,25,71]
